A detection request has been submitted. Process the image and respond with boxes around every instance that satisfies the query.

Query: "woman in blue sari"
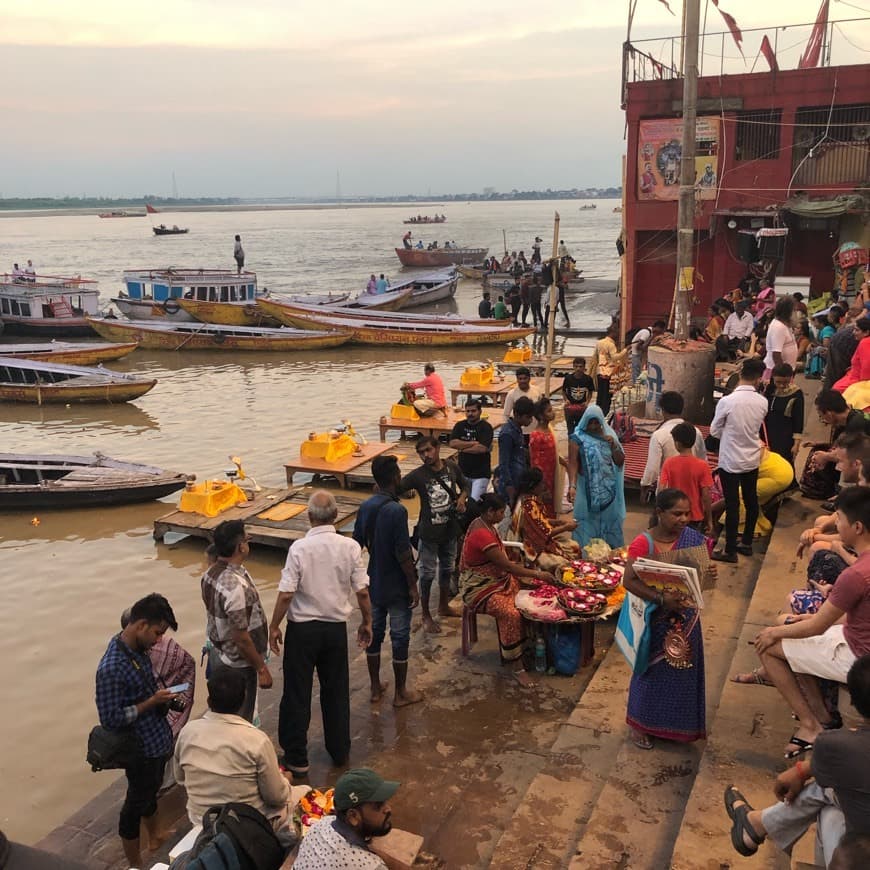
[622,488,707,749]
[567,404,626,550]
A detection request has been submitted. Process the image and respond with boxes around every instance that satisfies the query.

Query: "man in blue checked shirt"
[95,593,182,868]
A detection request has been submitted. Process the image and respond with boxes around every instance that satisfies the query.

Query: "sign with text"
[637,117,720,201]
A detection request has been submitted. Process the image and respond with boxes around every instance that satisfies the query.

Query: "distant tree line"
[0,196,242,211]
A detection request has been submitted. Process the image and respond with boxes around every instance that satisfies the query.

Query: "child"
[659,422,714,534]
[764,363,804,467]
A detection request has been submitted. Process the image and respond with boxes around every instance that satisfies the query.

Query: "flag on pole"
[145,203,159,214]
[657,0,675,16]
[760,35,779,72]
[799,0,829,69]
[711,1,745,58]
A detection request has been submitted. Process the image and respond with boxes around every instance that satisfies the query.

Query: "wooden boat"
[394,247,488,268]
[0,274,101,336]
[85,318,351,352]
[98,210,146,218]
[112,267,263,323]
[256,297,510,327]
[456,264,489,280]
[0,341,139,365]
[0,453,188,509]
[341,285,414,311]
[579,203,597,210]
[402,216,447,224]
[401,272,458,308]
[253,305,535,347]
[0,357,156,404]
[153,225,189,235]
[177,291,350,327]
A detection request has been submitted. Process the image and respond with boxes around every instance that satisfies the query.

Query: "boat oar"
[173,321,211,351]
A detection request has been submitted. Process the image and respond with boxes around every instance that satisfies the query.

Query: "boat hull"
[343,286,413,311]
[0,380,156,404]
[86,318,351,351]
[456,265,488,280]
[401,276,458,309]
[0,342,139,365]
[395,247,488,267]
[152,227,189,235]
[0,316,97,337]
[176,298,281,327]
[112,297,196,322]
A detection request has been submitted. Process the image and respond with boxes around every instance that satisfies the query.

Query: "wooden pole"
[544,211,561,396]
[674,0,700,340]
[502,229,508,257]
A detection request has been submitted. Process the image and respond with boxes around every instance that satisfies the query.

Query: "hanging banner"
[637,116,720,201]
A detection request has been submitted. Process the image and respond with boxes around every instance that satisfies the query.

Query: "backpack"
[612,411,637,443]
[170,803,286,870]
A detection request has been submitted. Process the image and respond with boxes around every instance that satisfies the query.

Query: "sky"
[1,0,868,198]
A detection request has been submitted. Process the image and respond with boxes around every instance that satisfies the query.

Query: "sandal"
[723,785,749,822]
[631,729,653,750]
[784,735,814,759]
[729,801,764,856]
[712,549,738,563]
[730,668,773,687]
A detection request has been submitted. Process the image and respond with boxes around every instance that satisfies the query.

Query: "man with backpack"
[353,455,423,707]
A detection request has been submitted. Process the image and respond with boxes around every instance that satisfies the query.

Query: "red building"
[621,33,870,329]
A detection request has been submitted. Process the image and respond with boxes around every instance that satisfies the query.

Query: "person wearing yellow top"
[591,323,628,415]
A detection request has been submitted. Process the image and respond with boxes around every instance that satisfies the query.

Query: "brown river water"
[0,200,619,843]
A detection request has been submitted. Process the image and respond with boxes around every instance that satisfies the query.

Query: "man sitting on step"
[724,654,870,867]
[401,363,447,417]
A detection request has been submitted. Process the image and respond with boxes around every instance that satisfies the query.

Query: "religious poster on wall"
[637,117,720,201]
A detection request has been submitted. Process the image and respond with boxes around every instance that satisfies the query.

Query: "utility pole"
[674,0,700,340]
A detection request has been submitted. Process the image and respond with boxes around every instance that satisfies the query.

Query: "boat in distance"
[177,292,350,327]
[0,357,157,404]
[403,215,447,224]
[395,247,488,268]
[255,303,535,347]
[153,224,189,236]
[98,210,147,218]
[0,341,139,365]
[86,318,351,351]
[0,453,189,509]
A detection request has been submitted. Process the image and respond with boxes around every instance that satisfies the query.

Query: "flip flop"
[784,735,814,759]
[730,803,764,857]
[631,730,654,750]
[731,669,773,687]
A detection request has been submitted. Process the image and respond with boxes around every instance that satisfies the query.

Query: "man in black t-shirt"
[561,357,595,436]
[400,437,469,634]
[448,399,494,501]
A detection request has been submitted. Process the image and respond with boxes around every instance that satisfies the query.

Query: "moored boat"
[254,304,535,347]
[112,267,263,323]
[0,357,156,404]
[456,264,489,280]
[177,291,351,327]
[0,453,188,509]
[85,318,351,352]
[395,247,488,268]
[0,341,139,365]
[340,285,414,311]
[0,274,101,336]
[401,271,458,308]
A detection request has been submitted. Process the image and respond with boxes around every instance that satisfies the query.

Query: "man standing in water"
[95,593,182,868]
[354,455,423,707]
[233,234,245,274]
[400,436,469,634]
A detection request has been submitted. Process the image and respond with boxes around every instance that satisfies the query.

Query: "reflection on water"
[0,201,620,844]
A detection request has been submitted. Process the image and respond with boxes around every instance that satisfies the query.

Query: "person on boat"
[366,274,377,294]
[402,231,412,250]
[558,240,570,258]
[11,263,23,282]
[402,363,447,417]
[24,259,36,281]
[416,240,424,249]
[478,291,492,319]
[517,251,528,269]
[233,235,245,275]
[375,274,388,294]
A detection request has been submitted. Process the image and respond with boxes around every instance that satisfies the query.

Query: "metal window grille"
[792,103,870,185]
[735,110,782,161]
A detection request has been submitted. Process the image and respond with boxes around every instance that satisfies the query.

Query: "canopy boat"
[111,267,263,323]
[177,291,350,327]
[0,341,139,365]
[98,210,146,218]
[402,215,447,224]
[85,318,351,352]
[153,224,189,236]
[0,274,101,336]
[394,246,488,268]
[253,306,535,347]
[0,357,156,404]
[340,285,414,311]
[0,453,188,509]
[256,297,509,328]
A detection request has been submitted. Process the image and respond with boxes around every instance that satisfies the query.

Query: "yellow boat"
[255,301,536,347]
[176,293,351,327]
[85,318,351,352]
[0,341,139,366]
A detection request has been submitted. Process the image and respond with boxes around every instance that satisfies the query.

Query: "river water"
[0,199,620,843]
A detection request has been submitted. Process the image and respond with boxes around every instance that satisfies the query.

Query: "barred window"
[735,109,782,161]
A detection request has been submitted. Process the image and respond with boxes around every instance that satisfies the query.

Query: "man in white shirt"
[269,491,372,780]
[764,295,799,377]
[630,320,666,382]
[710,357,769,562]
[502,367,542,436]
[173,669,293,829]
[639,390,707,500]
[723,301,755,343]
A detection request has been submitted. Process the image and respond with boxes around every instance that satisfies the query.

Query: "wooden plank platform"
[153,488,364,549]
[378,407,505,442]
[345,441,458,489]
[449,375,565,407]
[498,355,576,376]
[283,441,392,487]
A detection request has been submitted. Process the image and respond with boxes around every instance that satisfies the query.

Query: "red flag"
[712,2,744,58]
[652,59,664,79]
[760,35,779,72]
[145,203,159,214]
[657,0,675,15]
[799,0,829,69]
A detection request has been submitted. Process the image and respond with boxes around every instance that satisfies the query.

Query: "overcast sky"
[1,1,867,198]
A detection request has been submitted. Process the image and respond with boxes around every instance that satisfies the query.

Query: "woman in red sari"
[529,397,563,516]
[460,493,554,682]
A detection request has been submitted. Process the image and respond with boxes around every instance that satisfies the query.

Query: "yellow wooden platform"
[449,378,515,407]
[498,355,576,376]
[153,487,364,549]
[344,441,458,489]
[283,441,392,487]
[378,407,505,441]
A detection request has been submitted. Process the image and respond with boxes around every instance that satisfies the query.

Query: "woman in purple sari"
[622,488,708,749]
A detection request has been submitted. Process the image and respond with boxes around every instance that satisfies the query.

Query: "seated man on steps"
[724,654,870,866]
